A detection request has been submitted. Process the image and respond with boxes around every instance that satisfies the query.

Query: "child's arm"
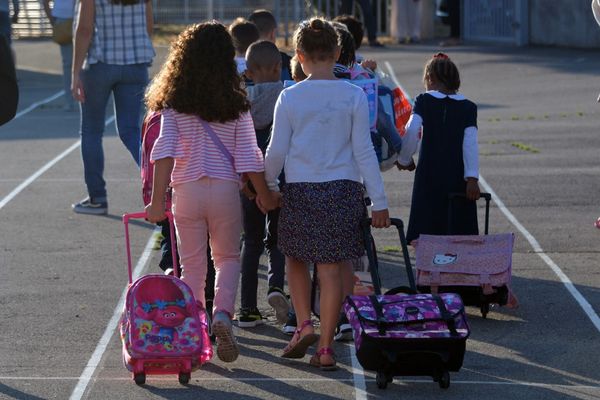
[350,91,390,227]
[145,157,173,223]
[463,125,480,200]
[264,94,292,191]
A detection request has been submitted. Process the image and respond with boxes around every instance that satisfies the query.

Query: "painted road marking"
[0,116,115,212]
[69,227,158,400]
[14,91,65,120]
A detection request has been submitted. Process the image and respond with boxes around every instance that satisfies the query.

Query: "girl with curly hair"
[145,21,279,363]
[265,17,390,371]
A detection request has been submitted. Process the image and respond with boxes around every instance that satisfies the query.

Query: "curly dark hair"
[145,22,250,123]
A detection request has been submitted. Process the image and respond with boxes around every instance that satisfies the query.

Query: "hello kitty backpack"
[119,212,212,385]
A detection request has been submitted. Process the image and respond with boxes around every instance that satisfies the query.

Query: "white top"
[235,56,247,75]
[264,80,388,211]
[52,0,74,19]
[398,90,479,180]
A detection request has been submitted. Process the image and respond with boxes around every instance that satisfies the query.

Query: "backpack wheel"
[178,372,191,384]
[376,372,388,389]
[438,370,450,389]
[134,373,146,385]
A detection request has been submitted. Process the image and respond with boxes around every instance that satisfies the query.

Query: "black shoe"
[282,312,297,335]
[237,307,264,328]
[334,314,353,341]
[368,40,384,48]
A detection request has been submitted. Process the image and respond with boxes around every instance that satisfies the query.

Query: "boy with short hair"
[228,18,259,75]
[247,9,292,81]
[237,40,290,328]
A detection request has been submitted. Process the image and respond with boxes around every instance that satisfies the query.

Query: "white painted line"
[14,91,65,119]
[69,228,159,400]
[1,376,598,389]
[348,343,367,400]
[384,61,414,104]
[0,116,115,212]
[479,176,600,333]
[0,140,80,211]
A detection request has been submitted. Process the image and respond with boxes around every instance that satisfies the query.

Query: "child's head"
[245,40,281,84]
[293,17,339,63]
[423,53,461,93]
[229,18,260,57]
[145,22,250,122]
[290,55,307,82]
[332,22,356,67]
[247,9,277,42]
[333,15,364,50]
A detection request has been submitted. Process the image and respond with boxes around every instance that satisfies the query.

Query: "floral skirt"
[278,180,366,264]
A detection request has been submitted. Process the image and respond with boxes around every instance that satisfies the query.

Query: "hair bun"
[310,18,325,30]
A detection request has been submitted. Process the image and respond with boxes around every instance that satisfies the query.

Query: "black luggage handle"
[448,192,491,235]
[362,218,416,295]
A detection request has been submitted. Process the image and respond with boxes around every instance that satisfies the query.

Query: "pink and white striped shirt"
[150,109,264,186]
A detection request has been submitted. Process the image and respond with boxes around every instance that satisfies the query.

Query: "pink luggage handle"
[122,212,178,284]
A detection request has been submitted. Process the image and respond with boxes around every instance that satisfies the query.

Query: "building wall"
[529,0,600,48]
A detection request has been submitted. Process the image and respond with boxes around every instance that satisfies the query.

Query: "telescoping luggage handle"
[362,217,416,295]
[122,212,178,285]
[448,192,491,235]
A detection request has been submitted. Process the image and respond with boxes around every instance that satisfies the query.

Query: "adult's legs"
[356,0,378,43]
[240,194,266,309]
[448,0,461,39]
[58,37,74,109]
[80,62,114,201]
[391,0,409,40]
[112,63,148,167]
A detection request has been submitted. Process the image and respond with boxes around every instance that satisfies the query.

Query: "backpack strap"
[197,117,235,169]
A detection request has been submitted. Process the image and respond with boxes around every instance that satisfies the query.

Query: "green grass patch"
[381,246,401,253]
[511,116,520,121]
[510,142,540,153]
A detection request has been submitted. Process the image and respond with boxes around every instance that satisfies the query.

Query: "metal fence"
[462,0,528,46]
[10,0,391,41]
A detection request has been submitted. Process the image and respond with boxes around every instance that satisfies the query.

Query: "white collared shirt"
[398,90,479,180]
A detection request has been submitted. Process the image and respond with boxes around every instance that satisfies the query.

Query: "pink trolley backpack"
[119,212,212,385]
[343,218,470,390]
[415,193,518,318]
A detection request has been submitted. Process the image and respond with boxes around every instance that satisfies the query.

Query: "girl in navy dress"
[397,53,481,244]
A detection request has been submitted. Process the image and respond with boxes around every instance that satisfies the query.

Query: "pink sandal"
[281,319,319,359]
[309,347,337,371]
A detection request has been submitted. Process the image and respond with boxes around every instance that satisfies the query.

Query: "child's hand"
[145,202,166,223]
[361,59,378,71]
[371,209,391,228]
[466,178,481,201]
[241,182,256,200]
[395,160,416,171]
[256,191,280,213]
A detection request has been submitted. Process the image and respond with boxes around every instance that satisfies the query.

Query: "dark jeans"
[240,195,285,309]
[340,0,378,42]
[448,0,461,38]
[159,220,215,306]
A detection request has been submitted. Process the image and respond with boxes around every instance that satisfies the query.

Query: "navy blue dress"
[406,93,479,244]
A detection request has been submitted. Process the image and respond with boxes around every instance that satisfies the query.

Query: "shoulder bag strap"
[197,117,235,169]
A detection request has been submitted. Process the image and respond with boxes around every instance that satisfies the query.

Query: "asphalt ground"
[0,39,599,400]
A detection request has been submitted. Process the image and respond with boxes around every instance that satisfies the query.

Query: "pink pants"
[172,177,242,316]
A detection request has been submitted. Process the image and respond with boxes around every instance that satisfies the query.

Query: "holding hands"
[395,160,416,171]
